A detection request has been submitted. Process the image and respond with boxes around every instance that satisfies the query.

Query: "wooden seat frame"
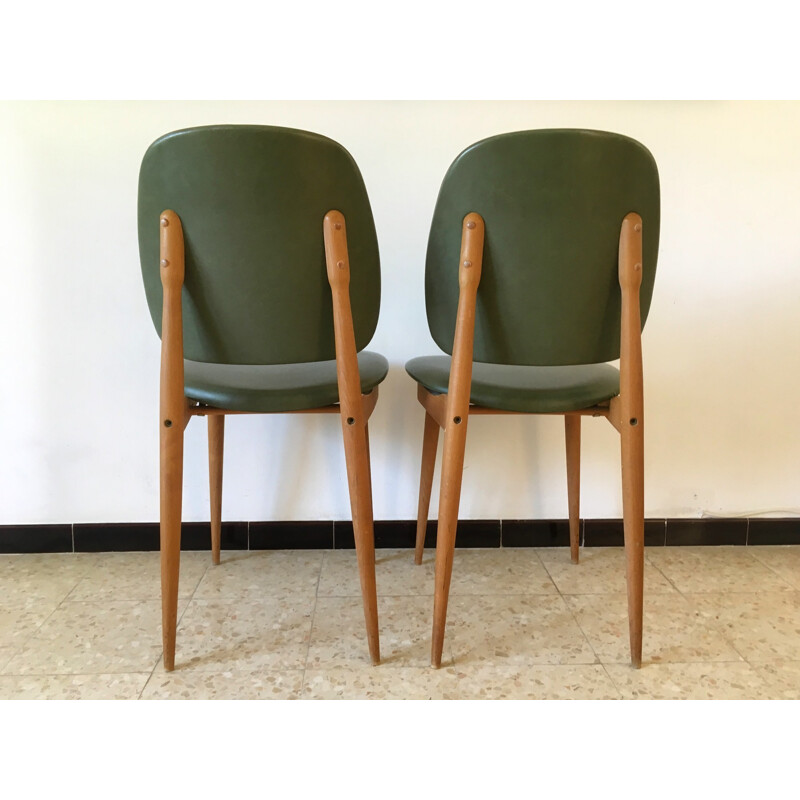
[158,209,380,670]
[414,212,645,669]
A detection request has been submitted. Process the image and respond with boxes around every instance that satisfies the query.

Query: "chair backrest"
[425,129,660,366]
[138,125,380,365]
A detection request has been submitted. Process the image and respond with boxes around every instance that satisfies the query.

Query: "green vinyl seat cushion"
[185,351,389,413]
[405,355,619,414]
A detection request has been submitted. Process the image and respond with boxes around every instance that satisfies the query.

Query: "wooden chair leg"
[160,420,183,672]
[341,419,380,665]
[431,410,469,668]
[621,417,644,668]
[208,415,224,566]
[415,412,440,565]
[565,415,581,564]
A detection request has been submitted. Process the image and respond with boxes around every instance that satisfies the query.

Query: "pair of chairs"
[138,125,660,672]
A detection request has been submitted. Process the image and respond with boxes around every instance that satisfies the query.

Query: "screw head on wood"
[463,260,472,268]
[334,223,342,230]
[160,259,169,268]
[634,223,642,232]
[466,221,476,229]
[161,218,169,227]
[337,260,345,269]
[634,262,642,271]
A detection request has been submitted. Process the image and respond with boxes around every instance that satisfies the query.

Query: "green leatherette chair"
[406,129,660,668]
[138,125,387,670]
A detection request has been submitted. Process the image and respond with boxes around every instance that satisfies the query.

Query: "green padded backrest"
[138,125,380,365]
[426,129,660,365]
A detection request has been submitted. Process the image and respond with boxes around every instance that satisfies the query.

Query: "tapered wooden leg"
[565,415,581,564]
[208,415,224,566]
[621,418,644,668]
[341,419,380,665]
[415,412,440,565]
[432,410,469,668]
[160,421,183,672]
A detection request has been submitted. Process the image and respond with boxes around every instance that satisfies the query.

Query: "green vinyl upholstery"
[405,356,619,413]
[137,125,385,411]
[408,128,660,411]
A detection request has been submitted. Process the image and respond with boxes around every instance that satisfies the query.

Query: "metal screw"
[160,259,169,268]
[453,416,462,425]
[334,223,342,230]
[634,262,642,271]
[630,418,638,426]
[346,417,355,426]
[463,260,472,268]
[164,419,172,428]
[161,218,169,227]
[634,223,642,232]
[337,260,345,269]
[466,221,476,229]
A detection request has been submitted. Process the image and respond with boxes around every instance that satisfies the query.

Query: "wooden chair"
[138,125,386,670]
[406,129,660,668]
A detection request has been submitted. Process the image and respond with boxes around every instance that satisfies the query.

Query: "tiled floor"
[2,546,800,699]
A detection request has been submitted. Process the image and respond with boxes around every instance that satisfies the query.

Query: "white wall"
[1,100,799,525]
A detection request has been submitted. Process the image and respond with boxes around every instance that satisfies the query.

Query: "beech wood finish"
[157,208,380,671]
[416,211,647,669]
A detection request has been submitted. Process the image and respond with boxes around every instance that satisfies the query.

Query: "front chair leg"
[341,415,381,665]
[431,408,469,668]
[160,419,183,672]
[208,415,224,566]
[565,415,581,564]
[415,411,440,565]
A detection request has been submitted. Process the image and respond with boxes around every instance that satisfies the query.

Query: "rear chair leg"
[160,420,183,672]
[208,415,224,566]
[415,412,440,565]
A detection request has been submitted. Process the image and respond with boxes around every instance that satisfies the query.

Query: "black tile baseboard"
[2,517,798,553]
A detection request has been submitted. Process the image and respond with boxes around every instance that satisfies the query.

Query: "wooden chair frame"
[158,209,380,671]
[415,212,645,669]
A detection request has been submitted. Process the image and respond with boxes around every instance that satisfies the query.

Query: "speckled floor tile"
[302,666,462,699]
[447,595,597,666]
[690,592,800,661]
[0,553,88,603]
[307,596,450,668]
[449,549,557,595]
[2,600,173,675]
[451,664,621,699]
[646,547,794,594]
[538,547,676,594]
[141,669,304,699]
[68,552,209,601]
[193,551,323,600]
[750,660,800,699]
[318,549,434,597]
[0,673,149,700]
[167,596,315,672]
[0,600,61,650]
[566,593,742,664]
[748,546,800,590]
[604,662,777,699]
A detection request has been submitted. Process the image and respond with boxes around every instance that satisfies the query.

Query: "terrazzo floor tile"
[302,666,462,699]
[448,549,557,595]
[604,662,777,699]
[307,596,450,668]
[68,552,209,601]
[141,669,304,699]
[0,600,61,651]
[318,549,435,597]
[0,554,89,603]
[749,660,800,699]
[690,592,800,661]
[2,600,173,675]
[566,593,742,664]
[645,547,794,594]
[446,595,598,666]
[451,664,621,699]
[0,673,149,700]
[193,551,323,600]
[748,546,800,590]
[538,547,676,595]
[168,596,315,672]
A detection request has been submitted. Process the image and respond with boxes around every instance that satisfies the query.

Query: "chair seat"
[405,355,619,413]
[185,351,389,413]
